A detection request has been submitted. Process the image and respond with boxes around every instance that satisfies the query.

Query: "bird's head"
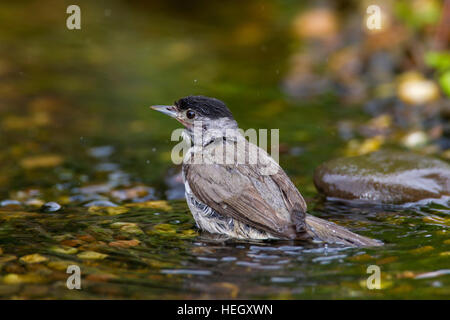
[151,95,237,132]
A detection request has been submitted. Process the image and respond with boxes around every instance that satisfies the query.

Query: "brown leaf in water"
[78,234,96,242]
[60,239,84,247]
[109,239,141,248]
[0,255,17,263]
[50,246,78,255]
[85,273,117,282]
[77,251,108,260]
[376,256,398,265]
[19,253,48,264]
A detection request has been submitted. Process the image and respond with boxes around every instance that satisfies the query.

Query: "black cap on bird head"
[151,95,235,129]
[175,95,234,120]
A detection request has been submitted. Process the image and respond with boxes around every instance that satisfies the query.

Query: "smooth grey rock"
[314,150,450,204]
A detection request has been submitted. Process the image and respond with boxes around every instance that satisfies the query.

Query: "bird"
[151,95,382,247]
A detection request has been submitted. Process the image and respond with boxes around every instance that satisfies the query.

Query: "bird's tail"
[305,214,383,247]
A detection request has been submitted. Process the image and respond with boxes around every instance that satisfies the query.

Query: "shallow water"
[0,0,448,299]
[0,198,449,299]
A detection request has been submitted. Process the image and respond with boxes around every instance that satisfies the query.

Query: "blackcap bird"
[151,95,382,247]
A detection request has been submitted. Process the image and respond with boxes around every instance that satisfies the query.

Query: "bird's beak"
[150,105,177,118]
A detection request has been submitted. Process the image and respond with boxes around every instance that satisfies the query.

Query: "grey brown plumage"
[184,140,308,240]
[152,95,383,247]
[183,136,382,246]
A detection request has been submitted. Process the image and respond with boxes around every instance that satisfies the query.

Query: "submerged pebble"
[0,200,21,207]
[89,145,115,158]
[397,72,440,105]
[271,277,295,283]
[41,202,62,212]
[161,269,212,276]
[25,199,45,207]
[314,150,450,204]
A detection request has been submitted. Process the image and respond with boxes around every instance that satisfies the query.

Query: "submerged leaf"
[77,251,108,260]
[2,273,45,284]
[20,155,64,169]
[410,246,434,254]
[20,254,48,264]
[109,239,141,248]
[47,260,77,271]
[126,200,172,211]
[49,246,78,255]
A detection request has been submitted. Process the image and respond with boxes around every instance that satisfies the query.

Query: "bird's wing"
[183,138,308,239]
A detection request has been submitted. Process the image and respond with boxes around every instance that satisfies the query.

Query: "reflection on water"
[0,0,449,299]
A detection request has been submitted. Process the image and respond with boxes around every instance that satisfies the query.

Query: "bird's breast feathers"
[182,137,308,239]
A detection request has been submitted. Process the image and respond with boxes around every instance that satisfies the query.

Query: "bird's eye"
[186,109,196,119]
